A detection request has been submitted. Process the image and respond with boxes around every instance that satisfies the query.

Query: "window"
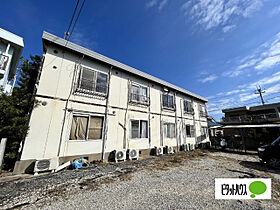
[184,100,193,113]
[70,115,104,140]
[0,54,9,71]
[130,84,149,104]
[164,123,175,138]
[186,125,195,137]
[201,127,208,139]
[77,67,108,95]
[199,104,207,116]
[131,120,148,139]
[162,93,174,109]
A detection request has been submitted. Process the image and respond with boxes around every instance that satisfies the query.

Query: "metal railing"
[0,54,9,71]
[200,111,208,117]
[130,93,150,105]
[222,112,279,123]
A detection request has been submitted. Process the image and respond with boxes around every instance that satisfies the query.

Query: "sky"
[1,0,280,121]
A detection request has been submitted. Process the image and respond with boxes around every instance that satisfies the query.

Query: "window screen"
[96,72,108,94]
[79,67,96,92]
[77,67,108,95]
[88,116,103,139]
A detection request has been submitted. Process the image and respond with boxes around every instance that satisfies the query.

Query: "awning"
[222,124,280,129]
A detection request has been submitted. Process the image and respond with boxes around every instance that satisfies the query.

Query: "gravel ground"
[1,150,280,210]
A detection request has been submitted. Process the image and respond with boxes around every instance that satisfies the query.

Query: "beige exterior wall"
[20,43,209,161]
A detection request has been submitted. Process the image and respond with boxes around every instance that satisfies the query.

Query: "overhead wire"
[65,0,80,39]
[67,0,86,41]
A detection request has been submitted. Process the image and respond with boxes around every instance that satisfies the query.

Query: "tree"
[0,55,41,170]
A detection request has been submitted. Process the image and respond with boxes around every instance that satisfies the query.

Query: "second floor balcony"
[222,112,279,124]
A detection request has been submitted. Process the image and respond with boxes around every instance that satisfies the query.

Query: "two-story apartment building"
[16,32,209,172]
[0,28,24,93]
[221,103,280,150]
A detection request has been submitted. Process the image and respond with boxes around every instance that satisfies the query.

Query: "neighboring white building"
[0,28,24,93]
[16,31,209,172]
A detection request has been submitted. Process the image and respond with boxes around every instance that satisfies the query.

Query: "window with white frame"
[164,123,175,138]
[186,124,195,137]
[130,120,148,139]
[162,93,175,109]
[201,126,208,139]
[183,100,193,113]
[77,66,108,95]
[199,104,207,116]
[130,83,149,104]
[70,115,104,140]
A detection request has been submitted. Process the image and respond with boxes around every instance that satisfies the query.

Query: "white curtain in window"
[70,116,88,140]
[140,120,147,138]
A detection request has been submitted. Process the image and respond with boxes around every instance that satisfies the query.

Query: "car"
[258,136,280,169]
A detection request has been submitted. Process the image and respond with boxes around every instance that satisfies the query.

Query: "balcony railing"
[222,113,279,123]
[0,54,9,71]
[130,93,150,105]
[200,111,208,117]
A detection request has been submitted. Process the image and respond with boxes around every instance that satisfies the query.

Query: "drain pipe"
[180,99,185,145]
[101,66,113,161]
[175,92,179,152]
[123,79,130,150]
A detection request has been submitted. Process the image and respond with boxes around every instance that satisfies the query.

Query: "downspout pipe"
[175,92,179,152]
[101,66,113,161]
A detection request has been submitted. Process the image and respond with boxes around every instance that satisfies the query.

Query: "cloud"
[223,32,280,77]
[146,0,158,8]
[146,0,168,10]
[199,74,218,83]
[270,5,280,16]
[255,55,280,70]
[222,25,236,33]
[181,0,264,31]
[70,31,98,50]
[159,0,168,11]
[207,71,280,116]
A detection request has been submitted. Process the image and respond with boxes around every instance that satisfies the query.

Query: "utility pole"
[255,86,265,105]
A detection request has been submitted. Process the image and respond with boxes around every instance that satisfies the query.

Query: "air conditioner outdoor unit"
[166,146,174,154]
[34,157,59,174]
[127,149,139,160]
[115,150,126,162]
[181,144,189,152]
[190,144,195,150]
[155,146,164,156]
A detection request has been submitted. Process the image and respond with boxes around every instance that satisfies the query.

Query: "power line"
[67,0,86,41]
[65,0,80,39]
